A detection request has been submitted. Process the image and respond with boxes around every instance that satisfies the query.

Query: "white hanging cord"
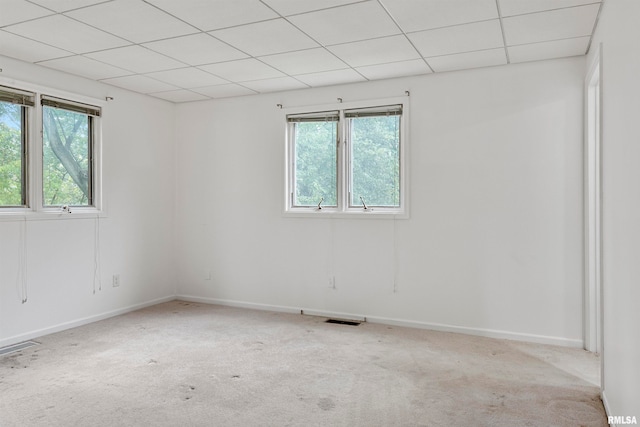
[93,215,102,294]
[17,217,28,304]
[393,217,399,293]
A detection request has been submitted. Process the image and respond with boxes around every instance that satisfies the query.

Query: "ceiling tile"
[0,0,600,102]
[150,89,209,103]
[259,48,347,75]
[289,2,400,46]
[198,58,285,82]
[503,3,600,46]
[3,14,130,53]
[241,77,308,93]
[38,55,132,80]
[262,0,362,16]
[144,0,278,31]
[498,0,601,17]
[0,30,71,62]
[142,33,248,66]
[210,19,318,56]
[508,36,590,63]
[294,69,366,87]
[192,84,257,99]
[101,74,179,93]
[145,68,228,88]
[355,59,431,80]
[408,19,504,58]
[427,48,507,73]
[0,0,53,26]
[381,0,498,32]
[86,45,185,73]
[65,0,197,44]
[28,0,111,12]
[327,35,420,67]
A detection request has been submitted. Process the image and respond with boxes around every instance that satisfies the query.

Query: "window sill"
[283,209,408,220]
[0,208,106,222]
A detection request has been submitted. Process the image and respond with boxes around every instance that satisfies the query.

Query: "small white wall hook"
[337,97,343,103]
[276,104,283,109]
[105,96,114,101]
[405,90,410,96]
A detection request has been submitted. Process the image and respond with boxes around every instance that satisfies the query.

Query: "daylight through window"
[42,96,99,207]
[347,105,401,208]
[289,111,339,208]
[0,83,102,215]
[286,101,406,215]
[0,86,33,208]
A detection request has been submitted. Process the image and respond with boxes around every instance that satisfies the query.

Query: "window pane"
[0,101,25,207]
[350,115,400,207]
[43,106,92,206]
[293,121,337,207]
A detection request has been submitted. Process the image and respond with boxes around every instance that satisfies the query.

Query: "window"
[289,111,339,208]
[41,96,100,207]
[0,86,34,208]
[346,105,401,208]
[0,81,102,216]
[286,99,407,216]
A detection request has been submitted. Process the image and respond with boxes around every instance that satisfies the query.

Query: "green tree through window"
[42,106,92,206]
[293,120,337,207]
[0,86,100,212]
[0,101,25,207]
[349,114,400,207]
[287,104,404,213]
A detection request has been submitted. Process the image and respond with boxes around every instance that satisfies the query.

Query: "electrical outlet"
[112,274,120,287]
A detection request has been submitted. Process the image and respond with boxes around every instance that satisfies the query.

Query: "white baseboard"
[601,390,614,426]
[176,295,582,348]
[366,315,583,347]
[0,296,175,349]
[177,295,301,315]
[2,294,583,350]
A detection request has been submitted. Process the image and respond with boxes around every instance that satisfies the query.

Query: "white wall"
[175,57,585,346]
[0,56,176,346]
[587,0,640,417]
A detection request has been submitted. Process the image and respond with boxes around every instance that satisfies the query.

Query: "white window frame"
[284,97,409,218]
[0,77,105,220]
[0,85,33,210]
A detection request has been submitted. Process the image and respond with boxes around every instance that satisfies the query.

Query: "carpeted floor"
[0,301,606,426]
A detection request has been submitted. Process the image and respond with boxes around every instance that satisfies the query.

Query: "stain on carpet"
[318,397,335,411]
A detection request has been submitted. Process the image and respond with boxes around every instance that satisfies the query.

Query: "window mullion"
[33,99,44,212]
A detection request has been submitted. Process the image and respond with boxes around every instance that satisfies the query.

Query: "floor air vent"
[326,319,361,326]
[0,341,39,356]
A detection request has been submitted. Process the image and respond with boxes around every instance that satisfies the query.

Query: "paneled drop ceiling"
[0,0,602,103]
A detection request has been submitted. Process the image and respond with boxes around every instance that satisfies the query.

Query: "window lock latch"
[61,205,72,214]
[360,196,372,212]
[316,197,324,210]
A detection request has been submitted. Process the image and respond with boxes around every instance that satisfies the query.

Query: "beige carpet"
[0,301,606,426]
